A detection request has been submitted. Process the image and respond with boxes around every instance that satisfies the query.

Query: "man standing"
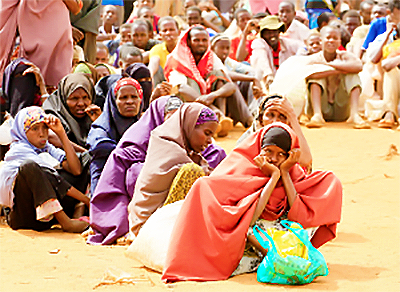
[279,1,310,43]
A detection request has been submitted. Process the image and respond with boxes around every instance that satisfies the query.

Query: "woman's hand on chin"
[280,148,301,173]
[254,155,280,177]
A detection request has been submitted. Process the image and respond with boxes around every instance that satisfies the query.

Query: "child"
[0,107,89,233]
[97,5,119,41]
[131,19,161,64]
[297,32,322,55]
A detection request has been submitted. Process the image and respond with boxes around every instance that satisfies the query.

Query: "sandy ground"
[1,123,399,292]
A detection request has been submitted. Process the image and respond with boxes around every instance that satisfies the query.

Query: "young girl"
[162,122,342,282]
[0,106,89,233]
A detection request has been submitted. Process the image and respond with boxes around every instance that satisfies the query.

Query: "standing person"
[0,107,89,233]
[0,0,82,87]
[70,0,102,64]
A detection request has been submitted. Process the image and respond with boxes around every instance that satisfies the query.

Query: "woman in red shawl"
[162,122,342,282]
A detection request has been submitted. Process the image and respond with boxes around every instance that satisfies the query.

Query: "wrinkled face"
[237,11,251,31]
[212,39,230,63]
[278,2,295,25]
[119,54,143,71]
[159,20,179,44]
[188,121,218,153]
[103,6,118,25]
[66,87,91,118]
[259,145,288,168]
[261,29,280,49]
[372,5,387,20]
[262,109,288,126]
[95,48,109,64]
[307,35,322,54]
[26,122,48,149]
[360,3,373,24]
[116,85,141,117]
[344,16,361,35]
[95,65,110,78]
[187,10,202,26]
[132,25,149,49]
[188,29,209,57]
[322,27,341,54]
[120,27,132,45]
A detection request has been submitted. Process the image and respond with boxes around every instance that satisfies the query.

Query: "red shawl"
[162,123,342,282]
[164,25,214,95]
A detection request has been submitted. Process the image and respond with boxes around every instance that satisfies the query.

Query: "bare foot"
[218,117,233,137]
[306,113,325,128]
[378,112,396,129]
[347,113,371,129]
[62,219,89,233]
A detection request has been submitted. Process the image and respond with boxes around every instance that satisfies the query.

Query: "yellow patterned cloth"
[383,39,400,59]
[164,163,205,206]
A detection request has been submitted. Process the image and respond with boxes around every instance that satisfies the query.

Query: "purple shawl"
[88,97,227,245]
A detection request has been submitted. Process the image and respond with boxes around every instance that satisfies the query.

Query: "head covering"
[164,25,214,95]
[210,34,230,48]
[94,74,121,108]
[164,96,183,114]
[128,103,210,237]
[23,107,46,133]
[261,126,292,153]
[94,63,116,75]
[257,94,283,124]
[73,61,100,84]
[195,106,218,125]
[162,122,343,281]
[259,15,285,33]
[124,63,152,112]
[2,58,41,117]
[114,77,143,99]
[0,106,65,208]
[42,73,94,147]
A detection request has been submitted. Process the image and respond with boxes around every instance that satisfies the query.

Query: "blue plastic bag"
[253,220,328,285]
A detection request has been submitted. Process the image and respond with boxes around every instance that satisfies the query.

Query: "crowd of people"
[0,0,398,283]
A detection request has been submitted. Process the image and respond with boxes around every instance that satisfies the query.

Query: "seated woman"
[1,58,48,121]
[94,63,152,111]
[88,98,226,245]
[42,73,101,152]
[238,95,312,172]
[87,77,143,196]
[162,122,343,282]
[0,107,89,233]
[127,103,219,239]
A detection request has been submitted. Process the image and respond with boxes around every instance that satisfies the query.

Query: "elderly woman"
[87,77,143,195]
[42,73,101,151]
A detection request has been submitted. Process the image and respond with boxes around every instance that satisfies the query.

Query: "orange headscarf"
[164,25,214,95]
[162,122,342,282]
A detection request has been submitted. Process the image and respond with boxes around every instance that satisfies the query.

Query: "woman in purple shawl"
[88,96,227,245]
[87,77,143,196]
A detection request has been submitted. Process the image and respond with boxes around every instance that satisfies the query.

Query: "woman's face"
[66,87,91,118]
[95,66,110,78]
[116,85,141,117]
[188,121,218,153]
[262,109,288,126]
[260,145,288,168]
[26,122,49,149]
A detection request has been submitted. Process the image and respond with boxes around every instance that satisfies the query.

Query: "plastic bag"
[254,220,328,285]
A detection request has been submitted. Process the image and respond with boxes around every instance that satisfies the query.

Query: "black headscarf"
[261,126,292,154]
[124,63,152,112]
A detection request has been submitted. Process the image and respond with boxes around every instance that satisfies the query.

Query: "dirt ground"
[1,123,399,292]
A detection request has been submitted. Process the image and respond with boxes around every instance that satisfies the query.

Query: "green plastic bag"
[253,220,329,285]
